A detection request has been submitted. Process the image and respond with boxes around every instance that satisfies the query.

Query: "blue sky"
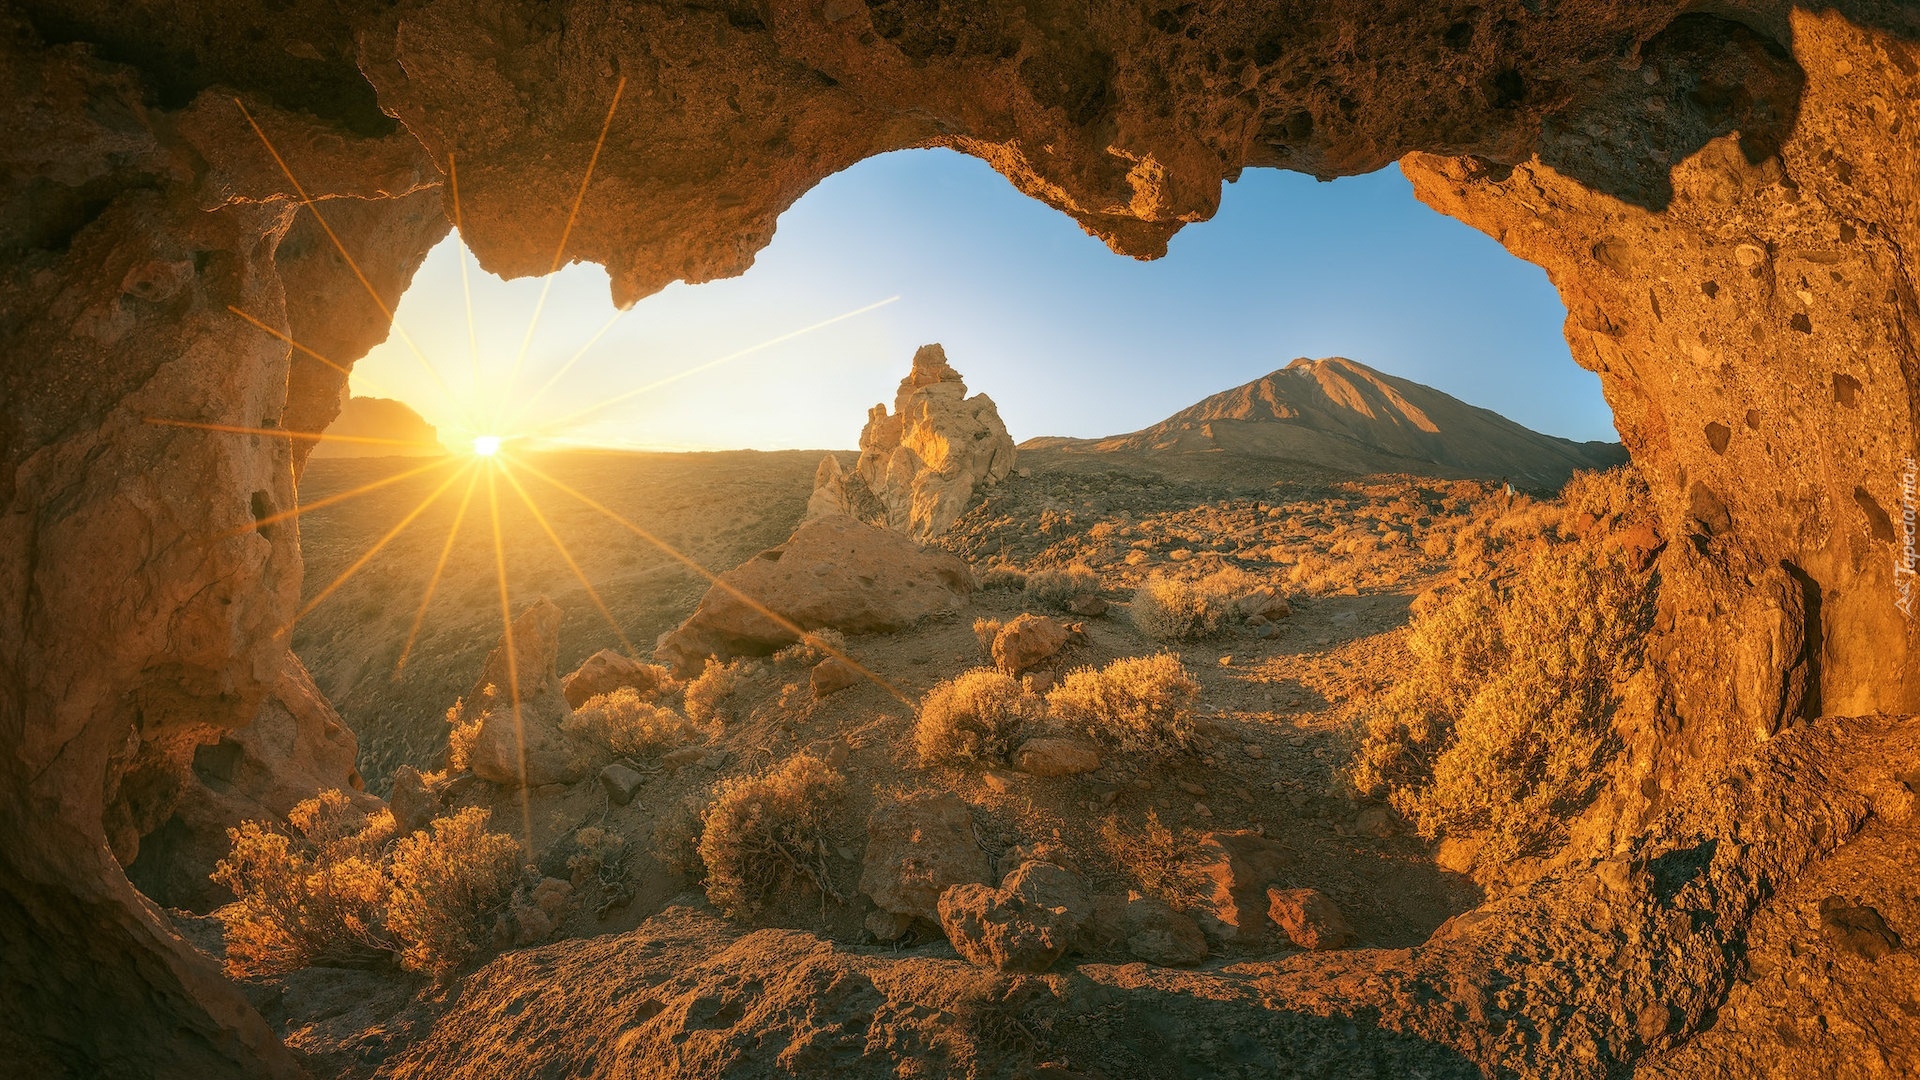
[348,150,1616,452]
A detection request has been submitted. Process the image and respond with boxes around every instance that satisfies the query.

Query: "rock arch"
[1,1,1915,1074]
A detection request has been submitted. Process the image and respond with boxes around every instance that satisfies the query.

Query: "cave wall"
[1,1,1916,1075]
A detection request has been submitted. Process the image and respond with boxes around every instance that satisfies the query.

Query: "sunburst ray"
[234,98,463,421]
[484,464,538,849]
[510,455,915,710]
[503,77,628,405]
[522,295,900,440]
[229,455,458,540]
[144,416,446,453]
[394,466,483,676]
[293,459,475,623]
[495,456,639,657]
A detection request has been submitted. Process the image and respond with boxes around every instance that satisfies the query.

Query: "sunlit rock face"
[2,0,1918,1075]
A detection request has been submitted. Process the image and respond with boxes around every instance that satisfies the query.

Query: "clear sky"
[346,150,1617,453]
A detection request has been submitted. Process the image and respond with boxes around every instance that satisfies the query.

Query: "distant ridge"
[310,396,443,459]
[1022,357,1626,486]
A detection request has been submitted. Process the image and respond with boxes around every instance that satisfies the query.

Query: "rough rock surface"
[813,344,1015,538]
[858,791,991,925]
[1121,895,1209,967]
[1010,736,1103,778]
[1189,830,1294,945]
[1267,887,1355,951]
[655,515,973,675]
[808,657,862,698]
[455,598,590,787]
[937,860,1092,972]
[124,651,375,913]
[5,1,1920,1074]
[560,648,670,709]
[990,612,1073,675]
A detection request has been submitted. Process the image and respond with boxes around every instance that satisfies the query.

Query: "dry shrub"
[916,668,1043,766]
[975,564,1028,591]
[1046,653,1200,755]
[684,659,747,726]
[564,687,697,757]
[1023,563,1100,610]
[1351,523,1657,864]
[1099,810,1209,909]
[773,628,847,666]
[972,616,1004,658]
[213,791,395,977]
[214,794,521,980]
[385,807,522,977]
[445,698,482,772]
[1129,568,1261,640]
[696,753,845,918]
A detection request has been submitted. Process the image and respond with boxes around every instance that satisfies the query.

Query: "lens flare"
[472,434,503,457]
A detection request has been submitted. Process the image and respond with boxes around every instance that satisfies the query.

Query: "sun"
[471,434,502,457]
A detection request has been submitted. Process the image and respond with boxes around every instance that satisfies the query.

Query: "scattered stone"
[1236,588,1292,621]
[1066,593,1108,617]
[938,861,1090,972]
[458,599,596,788]
[982,771,1014,794]
[1021,669,1057,694]
[1012,737,1102,777]
[1353,806,1397,837]
[992,613,1073,674]
[1266,887,1354,950]
[654,515,974,676]
[1123,896,1209,966]
[659,747,705,769]
[561,649,671,709]
[388,764,438,835]
[1178,780,1207,797]
[859,792,992,924]
[598,763,645,806]
[1190,830,1292,944]
[809,657,862,697]
[1192,802,1211,817]
[1819,897,1901,959]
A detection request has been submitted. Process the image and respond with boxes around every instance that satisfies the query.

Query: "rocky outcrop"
[561,649,672,710]
[306,395,443,459]
[1266,887,1355,951]
[455,598,591,788]
[858,792,991,929]
[1189,830,1294,946]
[811,344,1015,538]
[125,651,376,913]
[937,860,1092,972]
[989,613,1074,675]
[655,515,973,676]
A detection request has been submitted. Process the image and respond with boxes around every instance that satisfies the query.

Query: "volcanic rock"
[859,791,991,925]
[1266,887,1355,951]
[562,649,672,709]
[817,344,1015,539]
[1122,896,1210,966]
[1011,737,1103,778]
[655,515,973,676]
[809,657,862,698]
[458,599,591,788]
[937,861,1091,972]
[991,613,1073,674]
[1189,830,1293,945]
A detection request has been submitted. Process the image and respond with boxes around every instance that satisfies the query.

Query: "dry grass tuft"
[1023,563,1100,610]
[972,616,1004,658]
[696,753,846,918]
[773,628,847,666]
[564,687,698,758]
[1099,810,1209,909]
[684,659,748,726]
[1128,567,1259,640]
[1046,653,1200,755]
[915,668,1044,766]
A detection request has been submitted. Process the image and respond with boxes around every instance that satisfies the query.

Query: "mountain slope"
[311,396,444,458]
[1025,357,1626,485]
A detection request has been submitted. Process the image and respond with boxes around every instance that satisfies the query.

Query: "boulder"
[1189,830,1293,945]
[840,343,1016,539]
[598,763,645,807]
[1011,737,1102,778]
[458,599,592,788]
[810,657,862,698]
[655,515,974,676]
[991,613,1074,674]
[1266,887,1354,951]
[938,861,1091,972]
[1236,588,1292,621]
[859,791,991,924]
[562,649,672,709]
[1123,895,1209,966]
[1066,593,1109,617]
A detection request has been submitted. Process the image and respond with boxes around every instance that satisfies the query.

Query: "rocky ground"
[229,441,1587,1077]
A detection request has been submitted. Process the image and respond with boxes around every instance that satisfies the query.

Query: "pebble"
[1193,802,1211,817]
